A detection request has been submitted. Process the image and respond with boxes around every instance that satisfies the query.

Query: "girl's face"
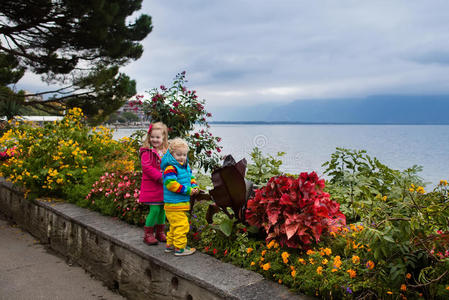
[172,147,188,165]
[149,129,164,149]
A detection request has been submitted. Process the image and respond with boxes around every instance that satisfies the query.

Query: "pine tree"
[0,0,152,123]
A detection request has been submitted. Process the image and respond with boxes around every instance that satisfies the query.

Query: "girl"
[139,122,169,245]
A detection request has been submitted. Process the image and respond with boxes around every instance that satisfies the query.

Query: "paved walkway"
[0,213,124,300]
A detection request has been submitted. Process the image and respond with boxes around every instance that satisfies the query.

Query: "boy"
[161,138,199,256]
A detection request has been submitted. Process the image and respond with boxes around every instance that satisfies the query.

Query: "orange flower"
[387,291,393,295]
[316,266,323,275]
[323,248,332,256]
[446,286,449,291]
[331,268,338,273]
[250,261,255,266]
[406,273,412,279]
[366,260,375,270]
[281,252,290,264]
[347,269,356,278]
[309,258,315,265]
[352,241,361,249]
[306,250,315,255]
[246,247,253,254]
[322,259,328,265]
[333,256,342,269]
[400,284,407,291]
[267,240,275,249]
[262,262,271,271]
[278,279,282,284]
[261,250,267,256]
[291,269,297,277]
[298,258,306,265]
[352,255,360,264]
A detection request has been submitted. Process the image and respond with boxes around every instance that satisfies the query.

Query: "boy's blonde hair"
[168,137,189,153]
[143,122,169,150]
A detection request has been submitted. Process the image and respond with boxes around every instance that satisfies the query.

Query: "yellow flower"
[411,183,415,188]
[347,269,356,278]
[409,188,415,192]
[56,178,63,184]
[250,261,255,266]
[352,255,360,264]
[316,266,323,275]
[259,257,264,262]
[262,263,271,271]
[440,179,448,186]
[322,259,328,265]
[382,195,387,201]
[291,269,297,277]
[416,186,426,194]
[323,248,332,256]
[387,291,393,295]
[267,240,275,249]
[247,247,254,254]
[298,258,306,265]
[400,284,406,291]
[309,258,315,265]
[406,273,412,279]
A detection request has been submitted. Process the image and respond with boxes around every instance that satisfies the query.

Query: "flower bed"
[1,110,449,299]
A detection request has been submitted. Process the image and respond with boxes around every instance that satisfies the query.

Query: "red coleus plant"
[245,172,346,248]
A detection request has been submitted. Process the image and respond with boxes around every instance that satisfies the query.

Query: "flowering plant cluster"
[0,146,16,161]
[140,71,222,172]
[245,173,346,248]
[85,171,148,225]
[0,108,138,200]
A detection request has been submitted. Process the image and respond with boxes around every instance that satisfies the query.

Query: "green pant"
[145,205,166,227]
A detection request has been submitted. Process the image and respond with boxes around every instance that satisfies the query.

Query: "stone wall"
[0,178,312,300]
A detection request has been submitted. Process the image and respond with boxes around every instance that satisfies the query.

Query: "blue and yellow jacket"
[161,149,198,211]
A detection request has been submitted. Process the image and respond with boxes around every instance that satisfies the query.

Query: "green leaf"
[219,217,235,237]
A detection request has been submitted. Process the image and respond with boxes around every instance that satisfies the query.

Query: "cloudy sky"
[19,1,449,112]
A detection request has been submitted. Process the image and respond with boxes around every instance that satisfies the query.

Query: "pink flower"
[125,193,131,198]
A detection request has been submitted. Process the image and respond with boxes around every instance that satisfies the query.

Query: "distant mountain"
[211,95,449,124]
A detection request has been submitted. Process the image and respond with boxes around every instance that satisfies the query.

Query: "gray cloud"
[16,0,449,109]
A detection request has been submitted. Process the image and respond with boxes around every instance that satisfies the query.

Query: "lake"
[114,125,449,187]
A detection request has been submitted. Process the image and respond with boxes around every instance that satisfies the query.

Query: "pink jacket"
[138,147,163,204]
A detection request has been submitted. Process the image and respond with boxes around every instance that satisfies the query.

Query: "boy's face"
[150,129,163,149]
[172,147,188,165]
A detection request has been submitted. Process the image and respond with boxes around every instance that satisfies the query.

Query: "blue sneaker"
[165,244,174,253]
[174,246,196,256]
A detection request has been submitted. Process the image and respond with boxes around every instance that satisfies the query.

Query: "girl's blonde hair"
[168,137,189,153]
[143,122,169,150]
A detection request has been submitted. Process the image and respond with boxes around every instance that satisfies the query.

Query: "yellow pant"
[165,210,189,249]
